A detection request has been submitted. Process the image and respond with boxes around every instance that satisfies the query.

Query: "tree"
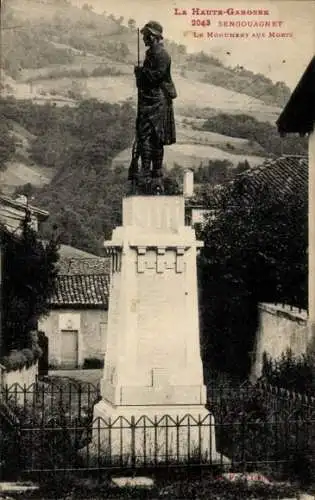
[199,177,307,378]
[0,121,16,170]
[194,159,233,185]
[1,213,60,354]
[127,18,136,31]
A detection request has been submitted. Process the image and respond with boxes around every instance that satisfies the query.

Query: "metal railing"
[1,378,315,479]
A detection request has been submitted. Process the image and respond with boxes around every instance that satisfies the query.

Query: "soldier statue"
[128,21,177,195]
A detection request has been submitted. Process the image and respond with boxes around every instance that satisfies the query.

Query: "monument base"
[91,400,228,466]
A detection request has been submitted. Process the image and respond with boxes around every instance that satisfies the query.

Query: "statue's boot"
[152,177,164,195]
[151,145,164,195]
[152,145,164,179]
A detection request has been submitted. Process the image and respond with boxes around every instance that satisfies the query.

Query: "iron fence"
[208,380,315,419]
[1,377,101,423]
[1,378,315,480]
[4,413,315,479]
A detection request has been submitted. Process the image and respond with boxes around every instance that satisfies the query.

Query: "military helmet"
[140,20,163,39]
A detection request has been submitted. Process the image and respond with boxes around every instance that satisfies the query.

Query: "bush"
[83,357,104,369]
[201,112,307,156]
[261,349,315,395]
[21,348,34,367]
[1,350,27,371]
[209,383,315,484]
[1,331,43,372]
[1,402,79,475]
[91,65,123,77]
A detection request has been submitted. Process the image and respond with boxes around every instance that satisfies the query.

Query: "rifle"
[128,28,141,187]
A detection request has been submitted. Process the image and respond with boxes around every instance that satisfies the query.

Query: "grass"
[7,472,300,499]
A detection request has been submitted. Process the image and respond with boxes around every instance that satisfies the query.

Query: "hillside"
[0,121,56,194]
[2,0,290,108]
[1,0,288,176]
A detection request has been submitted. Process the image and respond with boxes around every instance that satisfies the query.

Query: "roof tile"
[50,274,110,307]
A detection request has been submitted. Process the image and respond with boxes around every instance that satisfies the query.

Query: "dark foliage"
[209,383,315,486]
[201,67,291,107]
[199,179,307,378]
[194,159,234,185]
[202,113,307,157]
[261,350,315,395]
[0,119,17,170]
[1,215,59,354]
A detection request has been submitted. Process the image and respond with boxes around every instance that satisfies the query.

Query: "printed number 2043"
[192,19,211,26]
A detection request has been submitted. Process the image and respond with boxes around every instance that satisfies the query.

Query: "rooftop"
[50,274,110,308]
[238,155,307,196]
[0,194,49,219]
[56,244,111,275]
[194,155,308,210]
[277,56,315,135]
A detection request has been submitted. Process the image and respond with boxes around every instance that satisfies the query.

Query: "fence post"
[78,384,82,421]
[97,417,101,482]
[143,417,147,466]
[154,416,158,466]
[131,416,136,469]
[274,409,279,476]
[186,415,190,464]
[241,411,246,472]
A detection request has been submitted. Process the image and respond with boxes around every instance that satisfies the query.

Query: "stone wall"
[251,303,308,381]
[2,361,38,389]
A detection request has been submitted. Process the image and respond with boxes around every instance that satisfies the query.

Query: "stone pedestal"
[92,196,224,464]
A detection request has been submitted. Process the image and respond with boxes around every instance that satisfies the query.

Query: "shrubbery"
[261,349,315,396]
[0,340,42,372]
[209,382,315,486]
[202,113,307,157]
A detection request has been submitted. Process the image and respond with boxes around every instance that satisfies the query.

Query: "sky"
[72,0,315,89]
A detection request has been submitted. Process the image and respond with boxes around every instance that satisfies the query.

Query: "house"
[184,199,215,231]
[276,56,315,348]
[38,245,111,369]
[0,194,49,233]
[183,169,221,230]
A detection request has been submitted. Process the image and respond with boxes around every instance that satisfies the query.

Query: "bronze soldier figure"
[129,21,177,194]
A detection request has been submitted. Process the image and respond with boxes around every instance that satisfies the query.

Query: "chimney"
[183,169,194,198]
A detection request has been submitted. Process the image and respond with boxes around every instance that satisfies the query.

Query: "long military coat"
[136,42,176,146]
